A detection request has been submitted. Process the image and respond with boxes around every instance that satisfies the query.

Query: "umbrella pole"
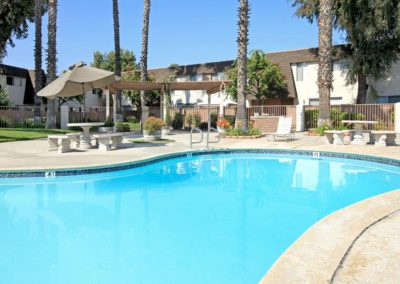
[82,84,86,122]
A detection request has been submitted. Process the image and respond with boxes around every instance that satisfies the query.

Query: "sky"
[3,0,345,74]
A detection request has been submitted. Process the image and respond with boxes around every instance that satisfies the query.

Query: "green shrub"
[104,116,114,127]
[186,113,193,127]
[315,123,332,136]
[0,116,12,128]
[224,115,235,126]
[115,122,130,132]
[248,127,262,136]
[225,127,245,136]
[172,113,184,129]
[16,118,35,128]
[199,122,208,130]
[193,114,201,127]
[210,112,218,128]
[165,112,172,127]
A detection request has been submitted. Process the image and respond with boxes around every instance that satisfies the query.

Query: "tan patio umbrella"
[38,61,118,121]
[38,61,117,99]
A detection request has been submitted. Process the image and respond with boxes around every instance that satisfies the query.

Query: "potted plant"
[144,116,164,140]
[216,117,231,134]
[99,116,115,133]
[162,112,173,135]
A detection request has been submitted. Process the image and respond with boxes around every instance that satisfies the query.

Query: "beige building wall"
[367,60,400,103]
[0,75,27,105]
[292,60,358,106]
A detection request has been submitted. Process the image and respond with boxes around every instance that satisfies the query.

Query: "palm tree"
[140,0,151,122]
[34,0,44,123]
[112,0,122,116]
[235,0,250,132]
[45,0,57,129]
[317,0,333,126]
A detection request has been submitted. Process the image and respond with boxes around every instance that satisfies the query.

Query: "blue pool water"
[1,153,400,284]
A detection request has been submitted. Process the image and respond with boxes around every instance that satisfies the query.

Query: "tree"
[226,50,288,104]
[317,0,333,126]
[140,0,151,112]
[112,0,122,115]
[0,88,12,106]
[45,0,57,129]
[92,50,137,72]
[122,71,159,108]
[235,0,250,132]
[0,0,35,62]
[34,0,45,122]
[292,0,400,104]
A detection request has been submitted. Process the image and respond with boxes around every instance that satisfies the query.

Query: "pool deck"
[1,131,400,283]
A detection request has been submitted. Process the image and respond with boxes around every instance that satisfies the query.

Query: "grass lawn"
[0,128,71,143]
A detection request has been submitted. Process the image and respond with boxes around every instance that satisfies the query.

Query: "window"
[211,73,218,81]
[388,96,400,103]
[6,76,14,86]
[296,63,305,81]
[18,78,23,87]
[190,75,197,81]
[333,59,349,71]
[309,98,319,105]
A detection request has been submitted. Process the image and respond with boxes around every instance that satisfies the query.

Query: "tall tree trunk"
[235,0,249,132]
[356,73,367,104]
[140,0,151,123]
[34,0,43,123]
[45,0,57,129]
[112,0,122,120]
[317,0,333,127]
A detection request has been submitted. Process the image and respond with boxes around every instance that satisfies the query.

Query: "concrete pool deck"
[0,131,399,283]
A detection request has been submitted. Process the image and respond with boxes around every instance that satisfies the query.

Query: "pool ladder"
[190,127,221,149]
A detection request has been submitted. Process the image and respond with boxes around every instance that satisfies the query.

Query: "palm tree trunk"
[34,0,43,123]
[112,0,122,120]
[45,0,57,129]
[235,0,250,132]
[317,0,333,127]
[140,0,151,123]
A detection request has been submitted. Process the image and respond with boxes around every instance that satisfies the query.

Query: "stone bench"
[66,133,81,148]
[48,135,72,153]
[324,130,346,145]
[370,131,397,146]
[93,133,124,151]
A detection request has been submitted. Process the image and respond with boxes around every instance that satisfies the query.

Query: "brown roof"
[148,45,347,99]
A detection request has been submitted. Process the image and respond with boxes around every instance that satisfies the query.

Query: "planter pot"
[143,130,162,141]
[162,126,172,136]
[99,127,114,133]
[217,126,226,134]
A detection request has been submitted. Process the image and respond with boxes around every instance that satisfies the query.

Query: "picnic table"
[67,122,104,149]
[341,120,377,145]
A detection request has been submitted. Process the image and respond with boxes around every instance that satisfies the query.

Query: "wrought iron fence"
[304,104,395,130]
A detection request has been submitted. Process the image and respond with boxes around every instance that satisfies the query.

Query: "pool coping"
[1,148,400,178]
[259,189,400,283]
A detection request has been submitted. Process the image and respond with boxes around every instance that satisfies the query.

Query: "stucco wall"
[292,61,358,105]
[0,75,26,105]
[367,60,400,103]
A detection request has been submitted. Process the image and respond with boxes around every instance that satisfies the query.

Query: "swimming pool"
[1,151,400,284]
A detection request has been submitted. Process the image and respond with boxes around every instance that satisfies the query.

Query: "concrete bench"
[324,130,346,145]
[93,133,124,151]
[66,133,81,148]
[48,135,72,153]
[370,131,397,146]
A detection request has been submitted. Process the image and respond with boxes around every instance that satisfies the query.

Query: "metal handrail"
[190,127,203,149]
[206,127,222,148]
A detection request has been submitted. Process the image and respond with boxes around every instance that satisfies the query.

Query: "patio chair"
[266,116,294,141]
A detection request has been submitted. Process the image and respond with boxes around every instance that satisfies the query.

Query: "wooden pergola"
[104,80,231,121]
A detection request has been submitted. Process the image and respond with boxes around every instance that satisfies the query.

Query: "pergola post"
[105,88,110,120]
[112,93,117,127]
